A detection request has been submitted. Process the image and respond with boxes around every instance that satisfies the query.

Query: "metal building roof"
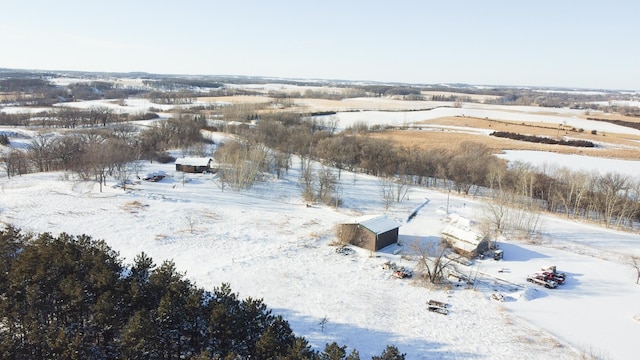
[352,215,401,234]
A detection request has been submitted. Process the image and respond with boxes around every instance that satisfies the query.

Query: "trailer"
[427,299,450,315]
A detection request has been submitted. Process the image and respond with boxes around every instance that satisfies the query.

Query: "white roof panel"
[175,157,212,166]
[353,215,401,234]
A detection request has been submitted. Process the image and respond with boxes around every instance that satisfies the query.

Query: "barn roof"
[352,215,401,235]
[441,217,485,253]
[175,157,213,166]
[441,223,483,245]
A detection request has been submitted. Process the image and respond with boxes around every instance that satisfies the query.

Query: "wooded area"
[0,226,407,359]
[2,72,640,231]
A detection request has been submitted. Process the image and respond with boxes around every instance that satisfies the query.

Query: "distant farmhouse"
[340,215,401,251]
[175,157,214,173]
[441,215,489,259]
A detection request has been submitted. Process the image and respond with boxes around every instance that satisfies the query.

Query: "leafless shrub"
[482,190,542,240]
[410,239,458,285]
[121,200,148,213]
[579,346,609,360]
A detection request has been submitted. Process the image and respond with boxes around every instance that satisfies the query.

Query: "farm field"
[198,90,640,160]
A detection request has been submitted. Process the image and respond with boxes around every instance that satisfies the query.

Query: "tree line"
[3,96,640,230]
[0,226,406,359]
[0,78,142,106]
[0,107,158,128]
[215,109,640,230]
[0,115,206,192]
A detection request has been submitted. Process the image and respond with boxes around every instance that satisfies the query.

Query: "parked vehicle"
[540,265,566,284]
[539,271,565,285]
[527,275,558,289]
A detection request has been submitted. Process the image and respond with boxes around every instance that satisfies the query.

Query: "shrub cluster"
[587,117,640,130]
[490,131,595,147]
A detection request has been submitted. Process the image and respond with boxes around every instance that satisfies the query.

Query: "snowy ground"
[1,153,639,359]
[2,93,640,359]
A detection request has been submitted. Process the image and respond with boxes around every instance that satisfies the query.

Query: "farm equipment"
[427,300,449,315]
[383,261,413,279]
[391,267,413,279]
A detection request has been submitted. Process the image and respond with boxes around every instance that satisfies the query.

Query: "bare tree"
[105,139,137,191]
[481,190,511,238]
[89,106,114,126]
[317,167,339,205]
[299,158,315,202]
[56,106,84,128]
[508,161,538,199]
[447,141,495,195]
[214,140,267,191]
[595,172,629,227]
[357,137,396,177]
[269,151,290,180]
[482,190,542,240]
[28,134,55,172]
[78,138,119,192]
[183,211,200,234]
[410,239,458,285]
[1,150,29,178]
[52,134,86,171]
[326,115,339,134]
[630,255,640,285]
[380,177,395,210]
[550,167,594,218]
[380,175,410,210]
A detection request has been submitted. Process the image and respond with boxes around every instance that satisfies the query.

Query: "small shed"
[340,215,401,251]
[441,217,489,259]
[175,157,213,173]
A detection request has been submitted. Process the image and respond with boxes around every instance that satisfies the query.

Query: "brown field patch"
[0,92,21,101]
[417,116,640,145]
[369,116,640,161]
[578,111,640,124]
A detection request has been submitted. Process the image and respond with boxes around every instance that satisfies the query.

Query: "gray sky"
[2,0,638,90]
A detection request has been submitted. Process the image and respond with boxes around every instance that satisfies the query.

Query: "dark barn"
[340,215,401,252]
[175,157,213,173]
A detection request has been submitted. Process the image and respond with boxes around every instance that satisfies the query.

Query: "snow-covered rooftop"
[352,214,401,234]
[175,157,213,166]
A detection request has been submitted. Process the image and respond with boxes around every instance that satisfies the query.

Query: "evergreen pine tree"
[371,345,406,360]
[320,342,348,360]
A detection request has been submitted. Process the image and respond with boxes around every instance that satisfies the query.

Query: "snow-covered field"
[496,150,640,178]
[2,91,640,358]
[318,102,640,136]
[1,147,639,359]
